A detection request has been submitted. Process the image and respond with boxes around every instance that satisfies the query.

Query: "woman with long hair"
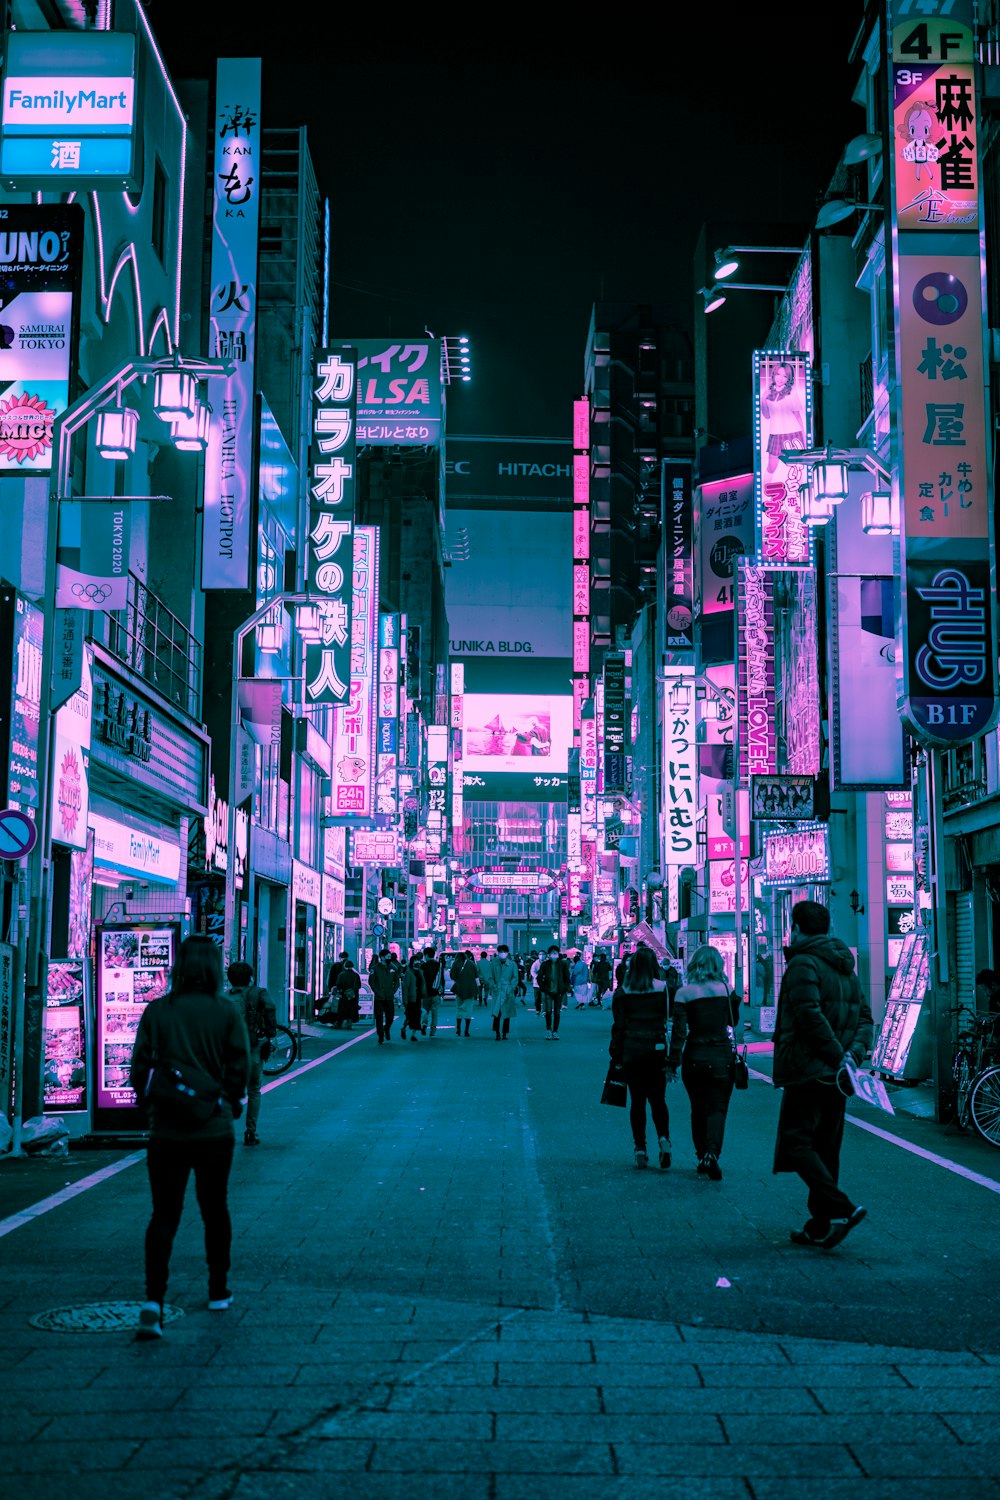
[668,944,742,1180]
[609,947,672,1170]
[128,935,250,1340]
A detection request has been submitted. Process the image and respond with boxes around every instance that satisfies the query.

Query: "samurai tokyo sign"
[304,347,357,705]
[887,0,997,744]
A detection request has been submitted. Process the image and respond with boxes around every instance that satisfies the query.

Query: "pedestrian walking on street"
[571,950,592,1008]
[531,952,544,1014]
[322,957,361,1028]
[225,961,276,1146]
[609,947,672,1170]
[514,954,528,1000]
[128,936,250,1341]
[489,944,520,1039]
[538,944,572,1039]
[590,949,612,1008]
[400,956,426,1041]
[451,950,479,1035]
[477,949,493,1007]
[420,946,443,1034]
[370,949,401,1044]
[668,945,741,1181]
[773,899,874,1249]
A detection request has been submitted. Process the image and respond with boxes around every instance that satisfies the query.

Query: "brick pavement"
[2,1006,1000,1499]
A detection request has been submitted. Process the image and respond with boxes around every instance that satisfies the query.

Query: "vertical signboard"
[202,58,262,590]
[304,347,356,703]
[450,660,464,848]
[329,526,379,821]
[753,351,813,568]
[93,922,179,1128]
[572,398,590,732]
[736,561,777,783]
[662,461,694,651]
[50,646,91,849]
[9,594,43,810]
[375,613,400,823]
[887,2,996,743]
[660,665,696,865]
[0,203,83,473]
[603,651,626,795]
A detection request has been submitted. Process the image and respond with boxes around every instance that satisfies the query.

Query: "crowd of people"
[126,897,873,1342]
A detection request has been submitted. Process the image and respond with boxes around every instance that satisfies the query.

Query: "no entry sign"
[0,808,37,860]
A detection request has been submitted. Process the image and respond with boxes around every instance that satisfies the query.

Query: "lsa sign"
[1,31,139,190]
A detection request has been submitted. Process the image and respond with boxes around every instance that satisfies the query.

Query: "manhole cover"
[29,1301,184,1333]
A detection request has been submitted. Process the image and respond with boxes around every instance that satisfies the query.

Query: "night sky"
[147,11,864,437]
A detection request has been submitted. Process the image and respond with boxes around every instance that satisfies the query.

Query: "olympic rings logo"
[71,582,112,603]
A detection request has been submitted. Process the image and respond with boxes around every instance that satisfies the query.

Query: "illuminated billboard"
[461,694,571,776]
[345,338,442,446]
[753,351,812,568]
[329,527,379,821]
[736,562,777,782]
[304,348,356,705]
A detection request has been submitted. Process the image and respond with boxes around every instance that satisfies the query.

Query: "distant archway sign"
[0,808,37,860]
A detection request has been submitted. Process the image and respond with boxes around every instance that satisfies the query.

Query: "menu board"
[43,959,88,1111]
[95,923,177,1111]
[871,932,929,1077]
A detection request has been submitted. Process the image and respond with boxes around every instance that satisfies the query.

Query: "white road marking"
[0,1029,377,1238]
[748,1065,1000,1197]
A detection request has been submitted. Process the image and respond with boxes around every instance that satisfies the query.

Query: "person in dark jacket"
[668,944,741,1180]
[326,957,361,1028]
[538,944,572,1038]
[451,950,479,1035]
[225,960,276,1147]
[420,947,443,1034]
[590,950,612,1007]
[400,957,427,1040]
[128,936,250,1340]
[369,950,401,1044]
[610,948,672,1169]
[772,899,874,1250]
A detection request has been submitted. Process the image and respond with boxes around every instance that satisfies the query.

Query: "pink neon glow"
[573,454,589,503]
[573,399,589,451]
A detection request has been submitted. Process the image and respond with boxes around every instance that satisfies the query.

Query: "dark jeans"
[681,1054,735,1159]
[374,996,395,1040]
[492,1014,510,1038]
[544,995,564,1033]
[776,1081,855,1231]
[623,1055,671,1150]
[144,1135,235,1303]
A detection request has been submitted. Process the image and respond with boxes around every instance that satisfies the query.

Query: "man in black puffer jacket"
[772,899,874,1250]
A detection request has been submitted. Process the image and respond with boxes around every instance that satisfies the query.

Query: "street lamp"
[698,283,789,314]
[781,443,894,534]
[711,244,804,282]
[14,352,233,1151]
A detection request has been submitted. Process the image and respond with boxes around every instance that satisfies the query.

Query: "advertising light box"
[461,694,571,775]
[1,31,140,190]
[93,921,179,1129]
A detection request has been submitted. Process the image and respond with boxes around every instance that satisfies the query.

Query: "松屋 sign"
[1,31,139,189]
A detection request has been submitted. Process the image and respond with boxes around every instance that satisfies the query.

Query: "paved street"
[3,1003,1000,1499]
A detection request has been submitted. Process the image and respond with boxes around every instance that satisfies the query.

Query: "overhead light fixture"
[813,449,851,505]
[153,367,197,423]
[699,282,789,314]
[844,132,883,165]
[700,285,728,313]
[711,243,803,282]
[296,603,324,644]
[799,471,834,527]
[95,404,138,460]
[861,488,898,536]
[815,195,883,229]
[170,396,211,452]
[669,678,692,713]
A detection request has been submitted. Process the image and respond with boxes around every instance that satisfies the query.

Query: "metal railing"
[104,572,202,719]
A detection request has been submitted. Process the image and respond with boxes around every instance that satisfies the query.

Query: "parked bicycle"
[261,1022,298,1078]
[949,1005,1000,1142]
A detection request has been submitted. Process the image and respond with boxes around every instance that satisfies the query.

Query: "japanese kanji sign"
[203,58,261,590]
[602,652,627,796]
[328,527,379,821]
[887,0,997,744]
[753,351,812,569]
[346,338,442,447]
[660,666,697,865]
[661,462,694,650]
[737,561,777,782]
[304,346,357,705]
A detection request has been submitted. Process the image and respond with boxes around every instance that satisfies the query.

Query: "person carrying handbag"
[128,936,250,1341]
[609,948,672,1169]
[667,943,742,1181]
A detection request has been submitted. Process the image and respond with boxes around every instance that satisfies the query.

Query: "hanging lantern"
[171,397,212,452]
[668,677,692,712]
[296,603,323,644]
[812,450,850,504]
[860,488,898,536]
[799,471,833,527]
[95,405,138,460]
[153,368,197,422]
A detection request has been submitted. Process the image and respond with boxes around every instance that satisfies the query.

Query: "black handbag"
[601,1065,627,1107]
[733,1045,749,1090]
